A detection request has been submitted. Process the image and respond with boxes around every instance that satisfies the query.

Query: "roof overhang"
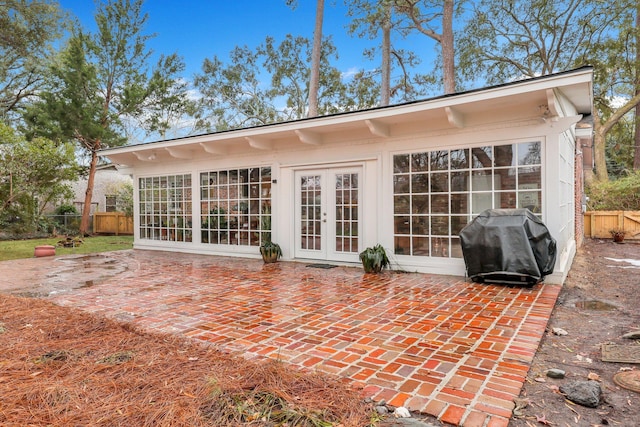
[102,67,593,167]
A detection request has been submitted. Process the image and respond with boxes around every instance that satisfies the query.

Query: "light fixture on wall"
[538,104,558,123]
[148,152,156,161]
[538,104,552,122]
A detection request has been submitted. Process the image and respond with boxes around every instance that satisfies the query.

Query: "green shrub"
[587,171,640,210]
[54,204,78,215]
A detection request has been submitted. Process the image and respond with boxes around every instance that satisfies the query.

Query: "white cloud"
[341,67,360,80]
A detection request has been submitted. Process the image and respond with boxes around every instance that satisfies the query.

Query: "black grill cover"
[459,209,556,285]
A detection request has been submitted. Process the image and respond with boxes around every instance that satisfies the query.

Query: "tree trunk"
[307,0,324,117]
[634,4,640,169]
[79,148,99,235]
[592,111,609,183]
[635,93,640,170]
[380,1,391,106]
[592,90,640,183]
[442,0,455,94]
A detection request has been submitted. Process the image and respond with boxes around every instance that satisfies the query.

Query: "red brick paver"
[20,250,559,426]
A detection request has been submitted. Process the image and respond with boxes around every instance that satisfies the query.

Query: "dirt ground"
[510,239,640,427]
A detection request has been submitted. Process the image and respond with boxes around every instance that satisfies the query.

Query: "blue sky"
[57,0,439,81]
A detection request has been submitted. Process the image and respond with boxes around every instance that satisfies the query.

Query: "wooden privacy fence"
[584,211,640,240]
[93,212,133,235]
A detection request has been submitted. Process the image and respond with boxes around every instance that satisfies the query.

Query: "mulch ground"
[0,296,373,426]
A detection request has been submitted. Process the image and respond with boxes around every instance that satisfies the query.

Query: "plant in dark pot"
[260,240,282,263]
[609,229,626,243]
[359,244,390,273]
[259,205,282,263]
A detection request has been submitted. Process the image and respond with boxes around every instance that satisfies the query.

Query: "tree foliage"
[394,0,457,94]
[0,0,65,120]
[140,54,196,139]
[456,0,615,83]
[346,0,434,104]
[457,0,639,182]
[24,0,191,234]
[0,123,79,232]
[194,34,378,131]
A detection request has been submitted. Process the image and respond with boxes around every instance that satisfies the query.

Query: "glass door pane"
[334,172,359,254]
[299,174,323,252]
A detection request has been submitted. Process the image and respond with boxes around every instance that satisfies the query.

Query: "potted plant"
[610,229,626,243]
[260,240,282,263]
[259,204,281,263]
[359,244,390,273]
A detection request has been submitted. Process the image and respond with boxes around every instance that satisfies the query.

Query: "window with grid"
[139,174,193,242]
[200,167,272,246]
[393,141,542,258]
[105,195,117,212]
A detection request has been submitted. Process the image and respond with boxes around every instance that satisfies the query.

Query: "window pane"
[412,215,429,235]
[472,170,493,191]
[518,141,541,165]
[411,152,429,172]
[498,192,517,208]
[450,238,463,258]
[394,196,410,214]
[494,144,515,167]
[411,195,429,214]
[451,216,469,235]
[430,172,449,192]
[451,171,469,192]
[518,191,541,213]
[394,236,410,255]
[394,175,410,194]
[431,237,448,257]
[472,193,494,214]
[412,237,430,256]
[394,216,410,234]
[495,168,516,190]
[451,194,469,214]
[518,166,541,189]
[450,149,470,169]
[431,195,449,214]
[431,216,449,235]
[430,151,449,170]
[394,154,410,173]
[411,173,429,193]
[472,147,492,168]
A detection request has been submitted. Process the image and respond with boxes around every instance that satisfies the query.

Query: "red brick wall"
[574,137,587,247]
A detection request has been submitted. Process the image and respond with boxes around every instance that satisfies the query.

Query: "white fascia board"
[102,68,593,158]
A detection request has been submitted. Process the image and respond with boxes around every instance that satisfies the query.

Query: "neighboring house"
[102,68,593,284]
[69,164,133,214]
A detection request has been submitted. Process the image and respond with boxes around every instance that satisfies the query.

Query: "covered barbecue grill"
[459,209,556,285]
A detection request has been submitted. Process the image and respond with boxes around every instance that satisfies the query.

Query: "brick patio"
[38,250,560,426]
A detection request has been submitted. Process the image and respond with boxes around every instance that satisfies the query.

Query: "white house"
[101,67,593,284]
[69,164,133,214]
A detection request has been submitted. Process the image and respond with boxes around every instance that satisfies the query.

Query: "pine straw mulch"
[0,295,375,426]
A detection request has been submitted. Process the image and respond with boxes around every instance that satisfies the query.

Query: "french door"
[294,167,362,262]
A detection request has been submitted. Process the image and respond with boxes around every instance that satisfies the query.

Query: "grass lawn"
[0,235,133,261]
